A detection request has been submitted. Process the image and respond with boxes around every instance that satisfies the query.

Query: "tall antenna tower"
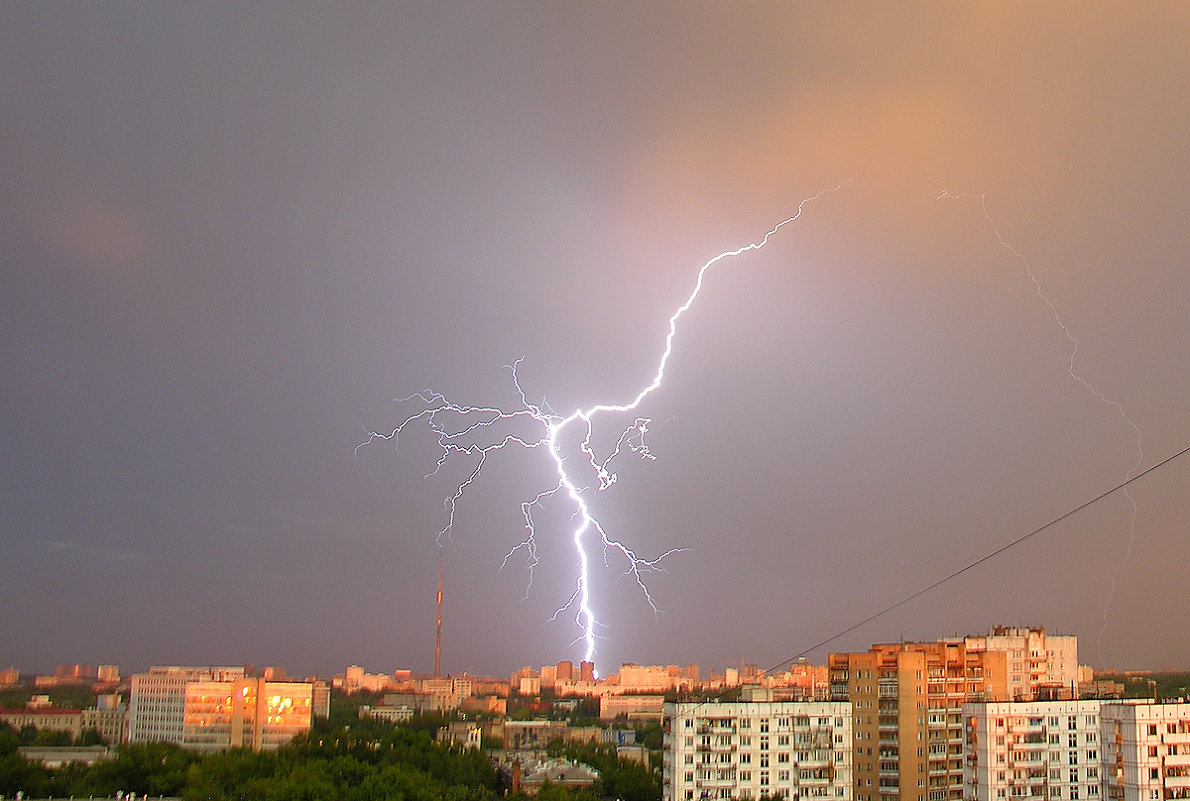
[435,549,443,677]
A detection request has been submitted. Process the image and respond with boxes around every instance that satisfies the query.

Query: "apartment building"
[1101,701,1190,801]
[129,666,246,744]
[967,629,1080,702]
[963,700,1102,801]
[830,640,1009,801]
[663,695,853,801]
[129,666,321,751]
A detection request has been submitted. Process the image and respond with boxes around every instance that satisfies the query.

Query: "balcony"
[695,772,737,788]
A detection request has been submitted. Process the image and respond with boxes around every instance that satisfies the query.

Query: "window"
[1148,725,1158,736]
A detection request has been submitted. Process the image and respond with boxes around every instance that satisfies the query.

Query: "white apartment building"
[963,700,1103,801]
[1101,701,1190,801]
[664,697,853,801]
[129,666,245,744]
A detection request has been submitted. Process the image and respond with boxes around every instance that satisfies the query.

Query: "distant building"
[664,697,853,801]
[129,666,246,744]
[437,721,483,750]
[334,664,397,693]
[0,667,21,686]
[507,756,600,796]
[17,746,111,768]
[182,677,314,752]
[359,702,414,723]
[96,664,120,683]
[82,700,128,744]
[128,666,318,751]
[0,708,83,739]
[55,664,95,681]
[600,694,665,722]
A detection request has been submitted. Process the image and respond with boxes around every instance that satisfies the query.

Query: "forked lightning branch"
[358,183,849,669]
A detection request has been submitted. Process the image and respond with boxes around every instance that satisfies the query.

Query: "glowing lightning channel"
[359,181,848,669]
[935,190,1144,665]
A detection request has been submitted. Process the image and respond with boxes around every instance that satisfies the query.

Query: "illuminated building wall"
[129,666,245,744]
[182,678,313,752]
[830,641,1009,801]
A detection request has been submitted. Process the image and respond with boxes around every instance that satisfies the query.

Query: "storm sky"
[3,4,1188,679]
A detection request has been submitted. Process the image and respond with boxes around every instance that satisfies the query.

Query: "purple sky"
[3,5,1188,679]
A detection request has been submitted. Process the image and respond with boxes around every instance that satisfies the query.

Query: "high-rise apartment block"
[1101,701,1190,801]
[664,695,853,801]
[963,700,1103,801]
[967,628,1079,701]
[831,628,1079,801]
[830,640,1009,801]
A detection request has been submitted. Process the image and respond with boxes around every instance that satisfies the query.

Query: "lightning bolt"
[359,181,848,670]
[935,190,1144,665]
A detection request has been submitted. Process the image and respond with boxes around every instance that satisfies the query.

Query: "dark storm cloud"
[2,4,1188,677]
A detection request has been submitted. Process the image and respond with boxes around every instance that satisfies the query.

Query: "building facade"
[664,698,853,801]
[1101,701,1190,801]
[830,641,1009,801]
[129,667,246,744]
[967,628,1080,702]
[182,677,314,752]
[129,666,319,751]
[963,700,1102,801]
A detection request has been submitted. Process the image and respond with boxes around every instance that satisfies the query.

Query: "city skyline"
[3,6,1189,678]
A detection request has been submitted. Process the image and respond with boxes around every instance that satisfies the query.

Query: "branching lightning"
[359,182,848,669]
[935,190,1144,664]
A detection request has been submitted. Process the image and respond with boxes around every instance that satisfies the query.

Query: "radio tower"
[435,549,443,678]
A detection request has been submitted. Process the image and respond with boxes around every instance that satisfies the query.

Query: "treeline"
[0,725,502,800]
[0,720,663,801]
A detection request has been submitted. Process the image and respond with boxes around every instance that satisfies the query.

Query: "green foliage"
[71,741,198,797]
[560,740,661,801]
[0,751,49,798]
[0,723,22,756]
[0,720,506,801]
[635,720,663,750]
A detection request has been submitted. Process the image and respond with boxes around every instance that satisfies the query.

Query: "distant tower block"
[435,550,443,678]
